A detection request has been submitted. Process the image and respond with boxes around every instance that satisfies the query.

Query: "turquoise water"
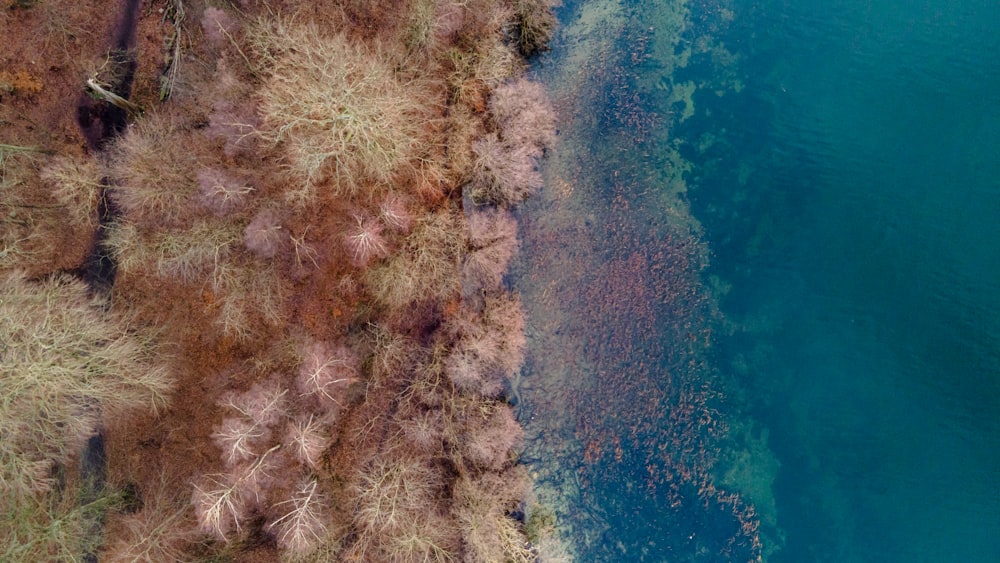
[518,0,1000,560]
[694,0,1000,560]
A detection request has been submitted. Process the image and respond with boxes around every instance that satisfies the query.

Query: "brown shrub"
[463,244,512,291]
[0,148,50,271]
[467,77,556,206]
[397,409,446,455]
[351,456,459,561]
[0,271,172,505]
[467,207,518,247]
[509,0,559,56]
[40,154,103,229]
[463,208,519,293]
[401,0,437,53]
[451,467,532,562]
[431,0,467,45]
[469,133,543,206]
[101,479,200,563]
[250,18,434,199]
[462,403,523,470]
[384,511,460,563]
[104,217,244,291]
[444,347,498,397]
[400,0,477,57]
[367,324,420,386]
[365,207,465,311]
[445,294,526,390]
[481,294,527,378]
[354,456,435,535]
[443,2,522,91]
[402,355,454,409]
[442,104,483,181]
[489,77,557,150]
[107,112,201,226]
[211,261,290,341]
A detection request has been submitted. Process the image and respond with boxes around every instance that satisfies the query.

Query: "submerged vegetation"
[505,0,766,560]
[1,0,562,560]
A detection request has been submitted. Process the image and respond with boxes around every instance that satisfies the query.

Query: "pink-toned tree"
[200,7,239,49]
[379,194,413,233]
[211,416,268,466]
[197,168,252,216]
[296,341,360,408]
[206,98,258,159]
[222,383,287,428]
[285,414,329,469]
[243,208,285,259]
[489,77,556,151]
[191,475,245,541]
[343,214,389,267]
[267,478,329,556]
[192,444,282,541]
[463,209,519,292]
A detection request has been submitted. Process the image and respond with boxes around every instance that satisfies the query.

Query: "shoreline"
[513,0,765,559]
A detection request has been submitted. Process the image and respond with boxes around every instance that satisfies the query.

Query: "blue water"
[690,0,1000,560]
[520,0,1000,560]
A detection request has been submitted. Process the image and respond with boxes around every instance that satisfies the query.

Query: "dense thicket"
[0,0,561,560]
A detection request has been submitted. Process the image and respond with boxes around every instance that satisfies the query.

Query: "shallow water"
[518,0,1000,560]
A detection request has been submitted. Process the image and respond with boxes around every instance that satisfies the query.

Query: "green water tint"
[514,0,772,560]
